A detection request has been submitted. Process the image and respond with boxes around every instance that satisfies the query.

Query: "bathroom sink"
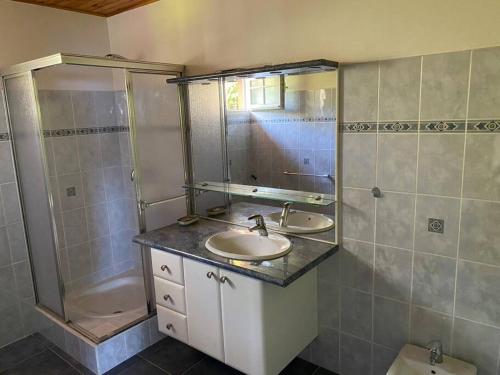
[205,229,291,260]
[387,344,476,375]
[266,211,335,234]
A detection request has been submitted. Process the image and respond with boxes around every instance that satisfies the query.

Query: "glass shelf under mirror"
[184,181,336,206]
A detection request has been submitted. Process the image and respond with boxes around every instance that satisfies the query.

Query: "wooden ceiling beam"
[12,0,159,17]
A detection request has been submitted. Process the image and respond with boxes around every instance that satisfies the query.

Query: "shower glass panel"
[34,64,146,340]
[128,72,186,231]
[127,71,187,309]
[3,73,65,317]
[186,82,227,214]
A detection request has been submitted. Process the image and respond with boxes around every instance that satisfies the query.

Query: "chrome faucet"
[427,340,443,365]
[279,202,292,227]
[248,214,268,236]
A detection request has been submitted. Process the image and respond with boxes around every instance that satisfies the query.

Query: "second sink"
[266,210,335,234]
[205,229,291,260]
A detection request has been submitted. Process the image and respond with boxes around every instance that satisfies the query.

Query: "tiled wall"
[0,89,38,347]
[228,87,336,197]
[303,47,500,375]
[39,89,140,293]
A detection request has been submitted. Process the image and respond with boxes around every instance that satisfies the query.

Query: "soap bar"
[206,206,226,217]
[177,215,199,226]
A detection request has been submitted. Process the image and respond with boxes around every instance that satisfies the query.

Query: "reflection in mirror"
[224,71,337,242]
[185,69,338,244]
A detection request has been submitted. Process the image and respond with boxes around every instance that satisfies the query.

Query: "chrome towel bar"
[283,171,333,179]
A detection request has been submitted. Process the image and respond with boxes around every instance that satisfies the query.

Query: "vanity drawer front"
[157,305,188,343]
[154,276,186,314]
[151,248,184,285]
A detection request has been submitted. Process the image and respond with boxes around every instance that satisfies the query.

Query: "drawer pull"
[206,271,216,279]
[163,294,172,302]
[220,276,230,284]
[160,264,171,273]
[166,323,173,330]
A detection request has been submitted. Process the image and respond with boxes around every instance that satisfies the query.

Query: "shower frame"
[0,53,186,343]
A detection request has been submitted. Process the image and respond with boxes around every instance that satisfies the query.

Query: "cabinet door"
[183,258,224,361]
[219,269,265,374]
[220,268,318,375]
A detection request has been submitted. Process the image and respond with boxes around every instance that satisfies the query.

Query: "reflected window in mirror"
[226,76,284,111]
[226,71,336,194]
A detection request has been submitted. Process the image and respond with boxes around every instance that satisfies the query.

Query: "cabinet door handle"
[160,264,171,273]
[163,294,172,302]
[166,323,173,330]
[206,271,216,279]
[220,276,230,284]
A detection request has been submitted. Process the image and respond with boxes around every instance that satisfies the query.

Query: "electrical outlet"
[66,187,76,197]
[428,218,444,234]
[303,158,310,165]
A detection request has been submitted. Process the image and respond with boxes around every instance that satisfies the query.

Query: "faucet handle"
[426,340,443,365]
[248,214,264,222]
[426,340,442,351]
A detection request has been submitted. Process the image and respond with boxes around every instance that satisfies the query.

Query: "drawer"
[157,305,188,343]
[154,276,186,314]
[151,248,184,285]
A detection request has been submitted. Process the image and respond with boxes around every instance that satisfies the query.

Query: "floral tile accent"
[378,121,418,133]
[341,122,377,133]
[467,120,500,132]
[420,121,465,133]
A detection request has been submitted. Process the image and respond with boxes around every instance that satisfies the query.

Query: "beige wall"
[0,1,109,69]
[107,0,500,73]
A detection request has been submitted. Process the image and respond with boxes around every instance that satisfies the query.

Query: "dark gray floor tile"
[4,350,79,375]
[105,356,167,375]
[182,356,242,375]
[280,357,319,374]
[50,346,94,375]
[0,333,53,371]
[314,367,338,375]
[138,337,205,375]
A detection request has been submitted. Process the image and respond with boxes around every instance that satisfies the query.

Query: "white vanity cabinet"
[151,248,318,375]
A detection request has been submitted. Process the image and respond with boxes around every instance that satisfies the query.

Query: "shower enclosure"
[0,54,186,343]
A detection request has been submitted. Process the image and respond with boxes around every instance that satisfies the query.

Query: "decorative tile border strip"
[420,121,466,133]
[227,119,253,125]
[341,120,472,133]
[248,116,336,124]
[0,132,10,141]
[467,120,500,132]
[43,126,129,138]
[341,122,377,133]
[378,121,418,133]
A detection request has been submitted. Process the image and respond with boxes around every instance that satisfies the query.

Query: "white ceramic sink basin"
[205,230,292,260]
[387,345,476,375]
[266,211,335,234]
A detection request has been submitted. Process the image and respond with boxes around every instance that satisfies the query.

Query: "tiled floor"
[0,333,338,375]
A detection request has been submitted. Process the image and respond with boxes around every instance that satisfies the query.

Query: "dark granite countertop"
[133,218,338,287]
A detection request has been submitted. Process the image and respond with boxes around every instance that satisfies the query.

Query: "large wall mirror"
[173,61,338,244]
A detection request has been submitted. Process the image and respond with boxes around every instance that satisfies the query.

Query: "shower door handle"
[130,169,135,182]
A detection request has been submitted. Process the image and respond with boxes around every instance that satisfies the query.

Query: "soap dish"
[177,215,199,226]
[207,206,226,217]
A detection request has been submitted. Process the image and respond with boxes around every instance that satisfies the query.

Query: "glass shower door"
[126,71,187,309]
